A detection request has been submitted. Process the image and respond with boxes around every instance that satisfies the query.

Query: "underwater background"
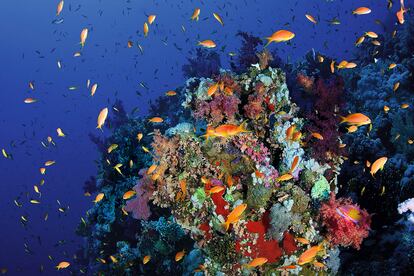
[0,0,413,275]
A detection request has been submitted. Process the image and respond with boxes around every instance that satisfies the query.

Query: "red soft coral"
[235,213,282,263]
[282,232,298,255]
[319,193,371,250]
[124,169,154,220]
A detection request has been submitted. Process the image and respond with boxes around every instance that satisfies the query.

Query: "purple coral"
[124,169,155,220]
[305,77,345,163]
[194,94,241,124]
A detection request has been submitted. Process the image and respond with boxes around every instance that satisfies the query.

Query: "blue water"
[0,0,400,274]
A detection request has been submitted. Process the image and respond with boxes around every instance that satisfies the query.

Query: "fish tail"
[339,116,347,124]
[264,38,272,48]
[239,120,250,133]
[222,221,230,231]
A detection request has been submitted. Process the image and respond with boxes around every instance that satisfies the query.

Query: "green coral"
[311,175,330,200]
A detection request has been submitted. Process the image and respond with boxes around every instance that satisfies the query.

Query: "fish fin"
[339,116,346,124]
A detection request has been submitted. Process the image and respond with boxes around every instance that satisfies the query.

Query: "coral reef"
[135,58,359,275]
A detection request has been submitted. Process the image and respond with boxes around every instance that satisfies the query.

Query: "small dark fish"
[51,18,64,24]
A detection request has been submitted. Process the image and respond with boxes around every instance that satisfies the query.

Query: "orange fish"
[143,22,149,37]
[56,261,70,270]
[337,60,349,69]
[56,0,64,16]
[383,105,390,112]
[93,193,105,203]
[245,257,268,268]
[127,41,133,48]
[277,173,293,182]
[143,255,151,264]
[355,36,365,46]
[295,237,310,245]
[265,30,295,46]
[388,63,397,69]
[305,14,317,24]
[345,62,357,69]
[365,31,378,38]
[80,28,88,47]
[277,265,297,271]
[175,250,186,262]
[396,0,407,24]
[353,7,371,15]
[207,121,249,139]
[311,132,324,140]
[123,190,136,200]
[165,90,176,96]
[226,175,234,187]
[290,156,299,173]
[198,40,216,48]
[370,157,387,177]
[137,133,143,142]
[340,113,371,126]
[191,8,200,21]
[401,103,409,109]
[148,117,163,123]
[393,82,400,92]
[148,15,156,25]
[209,186,225,195]
[207,82,219,96]
[223,203,247,231]
[366,160,371,168]
[97,107,108,130]
[298,244,323,265]
[286,125,296,140]
[292,131,302,141]
[147,164,158,175]
[24,98,37,104]
[330,60,335,73]
[90,83,98,96]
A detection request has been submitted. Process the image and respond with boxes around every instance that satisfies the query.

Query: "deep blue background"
[0,0,397,274]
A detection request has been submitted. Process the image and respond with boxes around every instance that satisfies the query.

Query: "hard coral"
[319,194,371,249]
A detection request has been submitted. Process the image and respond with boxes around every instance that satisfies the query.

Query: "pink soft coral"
[194,94,241,124]
[319,193,371,249]
[124,169,155,220]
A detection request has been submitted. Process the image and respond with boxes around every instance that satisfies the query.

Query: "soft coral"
[319,193,371,250]
[305,77,345,163]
